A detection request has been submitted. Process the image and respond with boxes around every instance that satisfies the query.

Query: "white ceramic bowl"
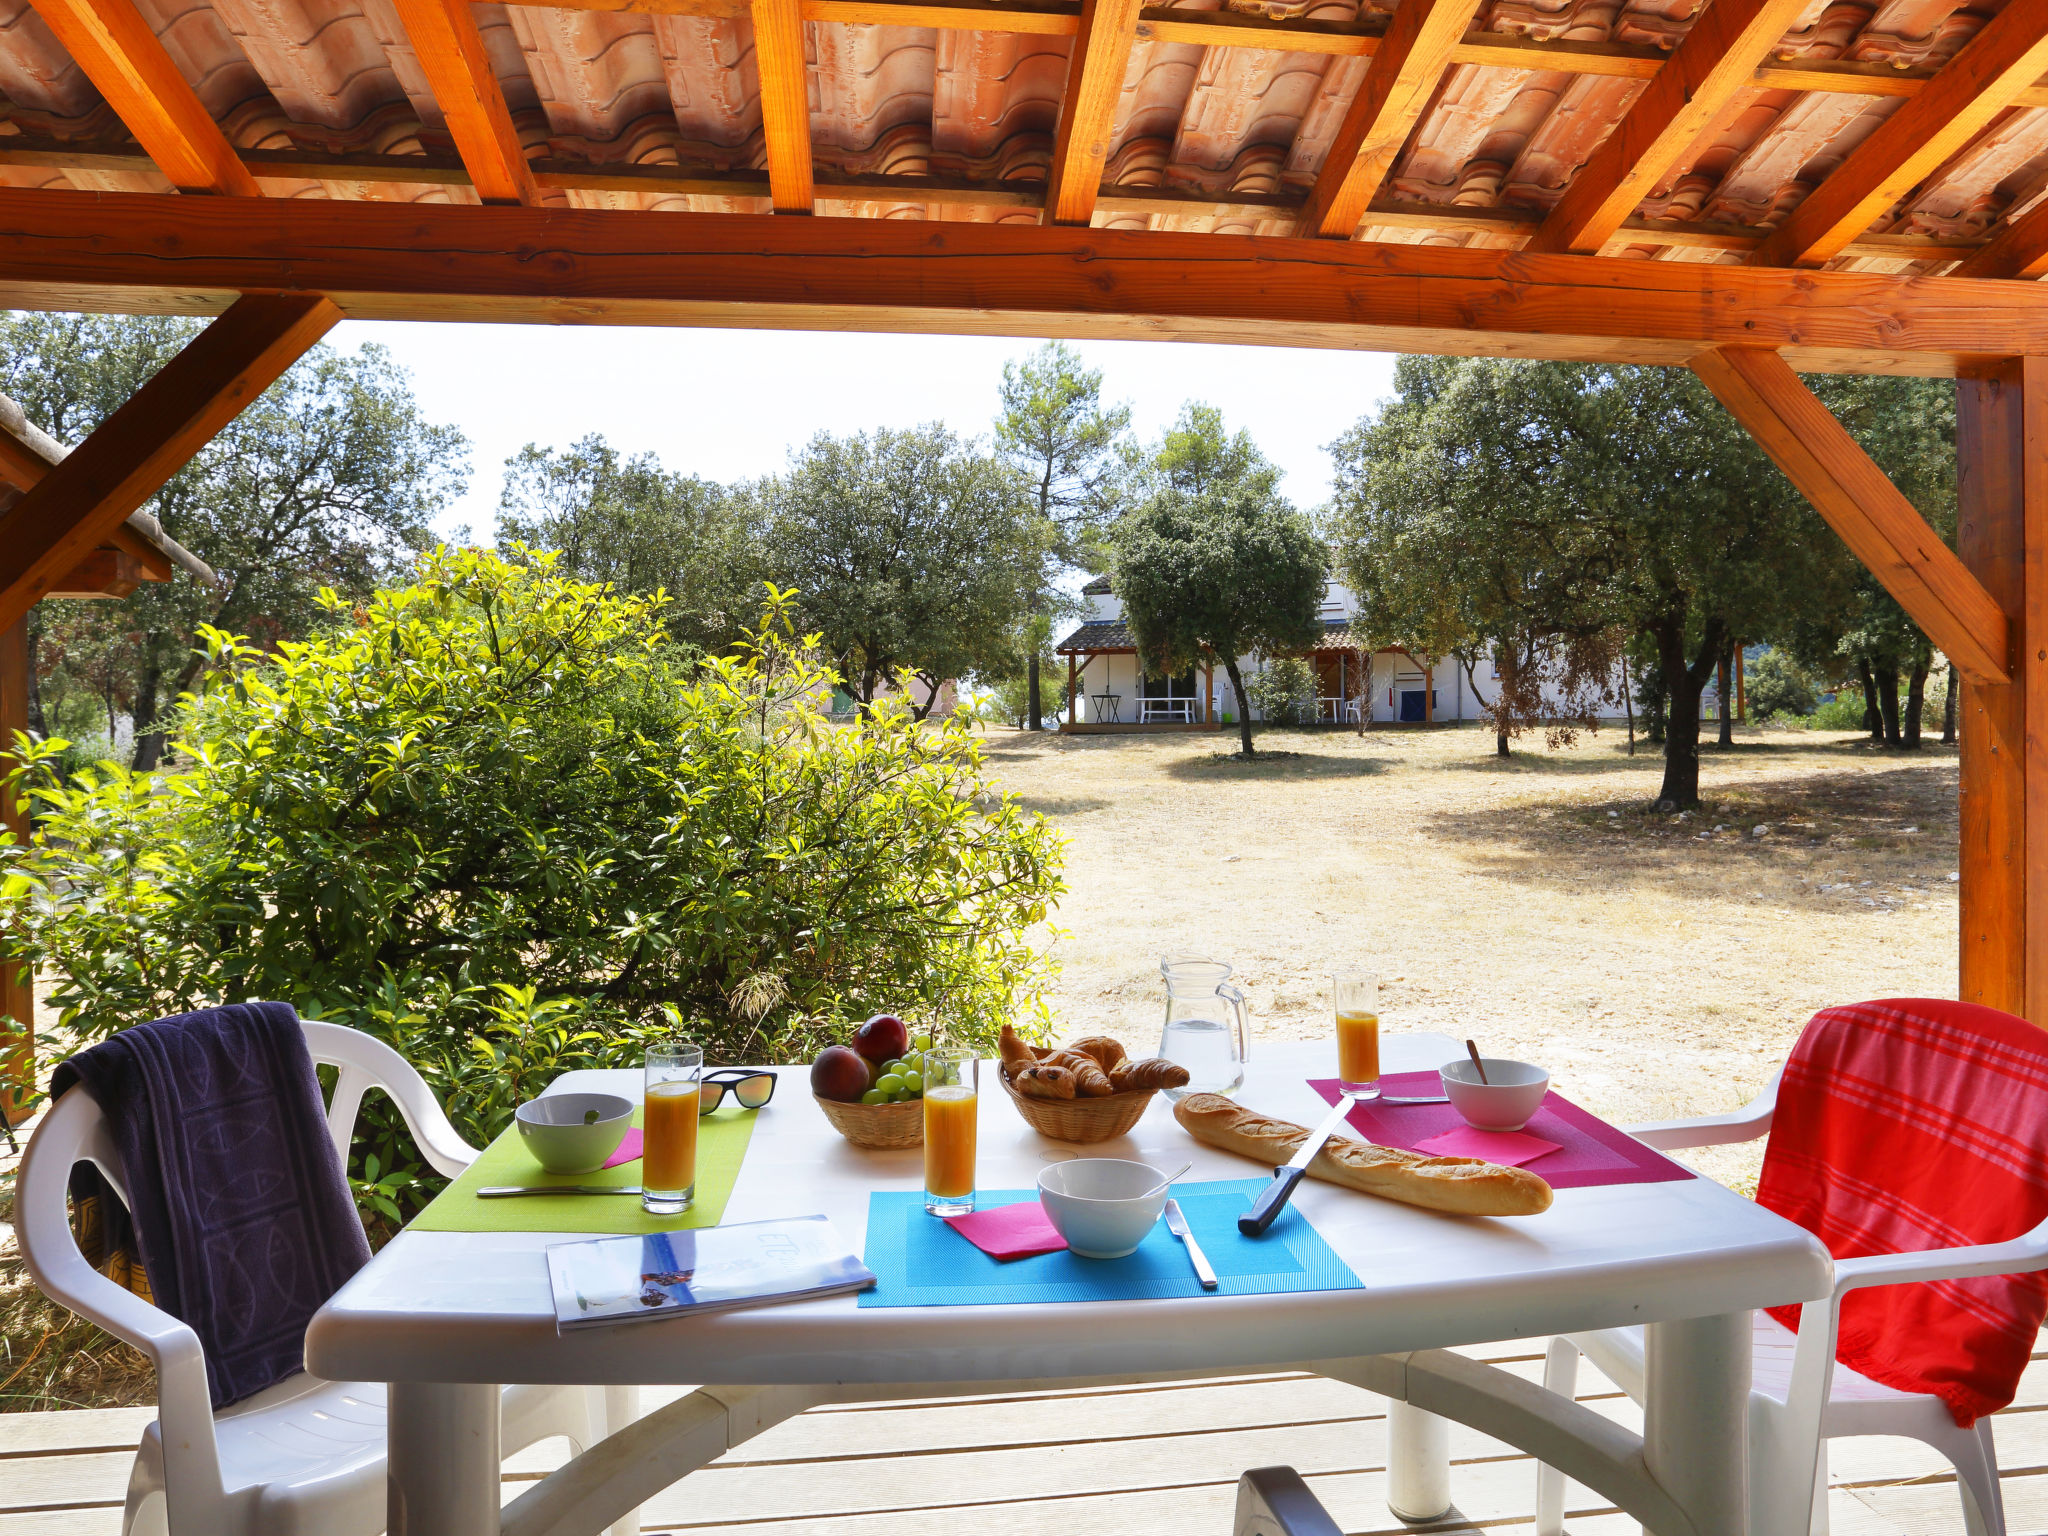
[1036,1158,1170,1259]
[1439,1059,1551,1132]
[516,1092,634,1174]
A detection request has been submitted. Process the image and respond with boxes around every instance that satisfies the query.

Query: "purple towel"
[51,1002,371,1408]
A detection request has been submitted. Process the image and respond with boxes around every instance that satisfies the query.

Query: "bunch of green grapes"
[860,1032,936,1105]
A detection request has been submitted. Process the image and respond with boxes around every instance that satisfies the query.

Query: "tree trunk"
[1903,659,1929,749]
[1716,639,1735,748]
[1222,655,1256,758]
[24,622,44,737]
[1943,661,1958,745]
[1856,655,1881,740]
[130,654,167,772]
[1027,651,1042,732]
[1653,613,1721,808]
[1874,659,1902,746]
[1623,652,1635,756]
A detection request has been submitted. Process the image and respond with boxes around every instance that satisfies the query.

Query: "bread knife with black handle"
[1238,1094,1355,1236]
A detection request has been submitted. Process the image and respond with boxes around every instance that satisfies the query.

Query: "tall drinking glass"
[1332,971,1381,1100]
[922,1048,978,1216]
[643,1041,703,1215]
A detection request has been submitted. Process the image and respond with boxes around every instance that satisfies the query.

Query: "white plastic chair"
[1534,1065,2048,1536]
[17,1018,626,1536]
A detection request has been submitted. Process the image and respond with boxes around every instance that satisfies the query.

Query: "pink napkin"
[944,1201,1069,1261]
[602,1129,643,1169]
[1414,1125,1561,1168]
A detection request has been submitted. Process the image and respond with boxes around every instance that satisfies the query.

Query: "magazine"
[546,1215,875,1331]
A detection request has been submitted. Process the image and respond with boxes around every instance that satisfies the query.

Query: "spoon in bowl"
[1136,1161,1193,1199]
[1465,1038,1491,1085]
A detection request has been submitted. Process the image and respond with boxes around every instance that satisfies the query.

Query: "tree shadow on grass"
[1161,748,1388,781]
[1433,732,1927,778]
[1419,759,1961,912]
[1006,794,1116,817]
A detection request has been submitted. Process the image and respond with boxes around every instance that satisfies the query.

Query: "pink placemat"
[603,1129,642,1169]
[1310,1073,1694,1189]
[1414,1125,1560,1167]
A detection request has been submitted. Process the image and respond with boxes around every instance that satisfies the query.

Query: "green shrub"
[2,549,1065,1216]
[976,671,1069,728]
[1247,656,1317,725]
[1805,690,1870,730]
[1746,649,1816,721]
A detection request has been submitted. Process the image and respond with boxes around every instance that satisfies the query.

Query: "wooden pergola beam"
[388,0,538,205]
[0,294,338,633]
[1750,0,2048,269]
[1298,0,1487,239]
[25,0,258,195]
[5,189,2045,370]
[1527,0,1811,256]
[752,0,815,213]
[1690,346,2010,685]
[1042,0,1144,226]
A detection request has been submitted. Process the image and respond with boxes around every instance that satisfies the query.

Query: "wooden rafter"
[1527,0,1811,255]
[751,0,814,212]
[1042,0,1145,226]
[1,188,2041,372]
[1691,346,2011,685]
[1750,0,2048,268]
[1298,0,1488,239]
[388,0,538,205]
[24,0,257,195]
[1953,196,2048,280]
[0,294,338,632]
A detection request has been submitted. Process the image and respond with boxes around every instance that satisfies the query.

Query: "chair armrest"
[1831,1222,2048,1299]
[1624,1066,1782,1150]
[301,1021,478,1178]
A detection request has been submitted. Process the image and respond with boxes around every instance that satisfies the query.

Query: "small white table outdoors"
[306,1035,1829,1536]
[1140,698,1195,723]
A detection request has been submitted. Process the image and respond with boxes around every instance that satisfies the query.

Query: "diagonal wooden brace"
[1691,345,2012,687]
[0,293,338,633]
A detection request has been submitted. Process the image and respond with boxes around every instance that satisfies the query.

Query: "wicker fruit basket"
[999,1069,1155,1144]
[815,1093,924,1150]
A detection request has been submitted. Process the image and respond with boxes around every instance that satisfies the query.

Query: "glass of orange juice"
[921,1047,978,1216]
[1332,971,1381,1100]
[643,1040,703,1216]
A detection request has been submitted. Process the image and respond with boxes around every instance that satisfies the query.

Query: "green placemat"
[409,1105,760,1233]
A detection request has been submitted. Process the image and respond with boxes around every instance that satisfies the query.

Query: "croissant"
[1046,1050,1116,1097]
[999,1024,1041,1079]
[1013,1064,1078,1100]
[1063,1035,1127,1072]
[1110,1057,1190,1092]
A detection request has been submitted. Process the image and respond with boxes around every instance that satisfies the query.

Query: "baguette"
[1173,1094,1553,1217]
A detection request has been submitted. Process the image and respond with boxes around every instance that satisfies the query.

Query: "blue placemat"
[858,1178,1363,1307]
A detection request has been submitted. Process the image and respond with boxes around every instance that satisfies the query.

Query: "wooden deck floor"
[5,1334,2044,1535]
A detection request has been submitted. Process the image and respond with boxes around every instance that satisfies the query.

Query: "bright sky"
[335,321,1402,542]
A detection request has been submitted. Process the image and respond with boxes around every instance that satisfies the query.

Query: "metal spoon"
[1136,1161,1194,1199]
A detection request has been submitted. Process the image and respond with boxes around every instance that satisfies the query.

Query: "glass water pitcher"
[1157,955,1248,1098]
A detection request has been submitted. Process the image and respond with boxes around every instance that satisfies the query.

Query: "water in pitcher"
[1159,1016,1244,1097]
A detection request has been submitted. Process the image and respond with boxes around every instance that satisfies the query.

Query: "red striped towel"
[1758,999,2048,1427]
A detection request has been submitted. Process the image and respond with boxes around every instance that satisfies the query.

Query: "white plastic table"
[306,1035,1829,1536]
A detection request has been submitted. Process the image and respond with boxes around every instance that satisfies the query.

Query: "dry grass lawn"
[982,721,1960,1190]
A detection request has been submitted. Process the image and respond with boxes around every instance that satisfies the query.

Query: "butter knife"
[477,1185,643,1198]
[1163,1198,1218,1289]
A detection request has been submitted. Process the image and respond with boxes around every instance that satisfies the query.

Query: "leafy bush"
[2,549,1065,1216]
[1746,649,1816,721]
[976,672,1069,728]
[1247,656,1318,725]
[1805,690,1870,730]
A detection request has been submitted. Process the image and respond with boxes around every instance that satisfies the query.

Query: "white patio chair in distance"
[1532,1061,2048,1536]
[17,1018,632,1536]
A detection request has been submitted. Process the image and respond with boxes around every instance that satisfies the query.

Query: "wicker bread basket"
[815,1094,925,1150]
[999,1068,1156,1143]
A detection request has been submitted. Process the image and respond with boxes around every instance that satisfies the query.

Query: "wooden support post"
[0,294,339,633]
[1204,659,1214,725]
[0,615,28,1113]
[1425,664,1435,722]
[1691,346,2012,686]
[1067,653,1077,728]
[1956,358,2047,1022]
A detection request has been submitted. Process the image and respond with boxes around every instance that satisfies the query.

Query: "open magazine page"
[548,1215,874,1330]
